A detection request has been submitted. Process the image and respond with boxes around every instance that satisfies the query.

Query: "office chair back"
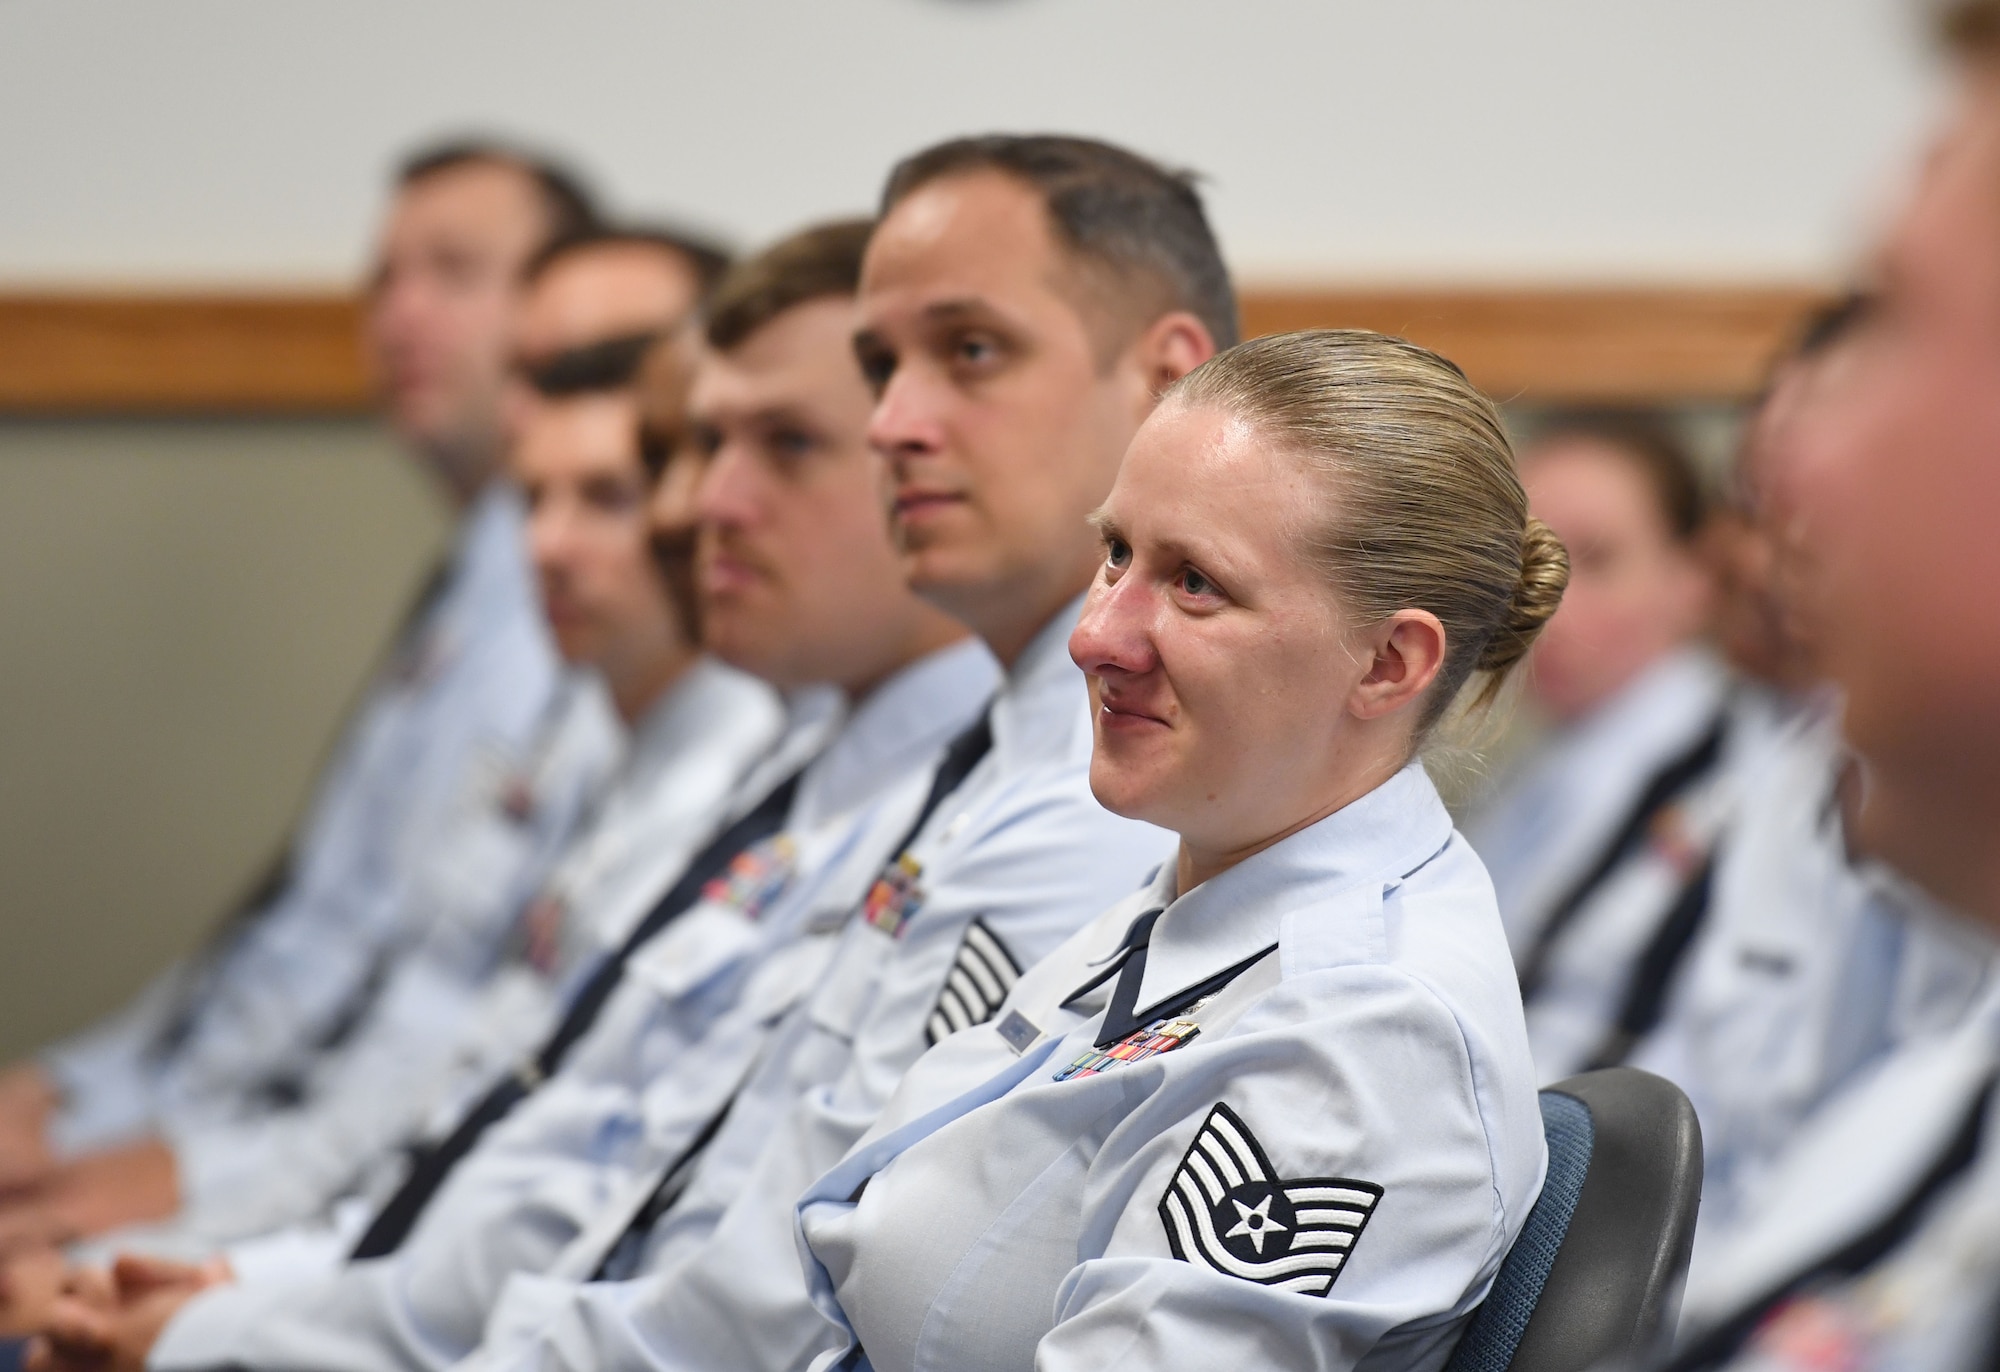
[1444,1067,1703,1372]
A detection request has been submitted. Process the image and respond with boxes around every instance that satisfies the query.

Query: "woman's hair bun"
[1475,517,1570,675]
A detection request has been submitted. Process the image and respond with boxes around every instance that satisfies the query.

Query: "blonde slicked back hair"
[1169,329,1569,739]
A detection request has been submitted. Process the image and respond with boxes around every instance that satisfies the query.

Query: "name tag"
[995,1009,1041,1055]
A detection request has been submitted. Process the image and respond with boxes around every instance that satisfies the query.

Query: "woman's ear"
[1348,610,1447,720]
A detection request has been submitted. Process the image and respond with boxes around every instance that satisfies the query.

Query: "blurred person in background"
[0,218,736,1264]
[506,225,730,429]
[1460,418,1724,1033]
[1642,3,2000,1364]
[1626,300,1990,1258]
[24,218,1004,1372]
[439,134,1224,1372]
[1464,415,1721,954]
[0,140,602,1251]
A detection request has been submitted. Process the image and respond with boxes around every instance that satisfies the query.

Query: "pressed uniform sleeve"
[457,776,1170,1372]
[157,599,561,1116]
[802,941,1544,1372]
[156,963,499,1246]
[40,965,193,1153]
[1032,970,1525,1372]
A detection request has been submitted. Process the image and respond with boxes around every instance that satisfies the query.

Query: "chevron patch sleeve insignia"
[925,918,1022,1045]
[1158,1102,1383,1297]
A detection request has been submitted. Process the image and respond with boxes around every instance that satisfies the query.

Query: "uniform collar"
[443,481,539,628]
[1128,762,1455,1014]
[1562,646,1729,771]
[987,594,1090,768]
[797,637,1000,826]
[623,657,781,790]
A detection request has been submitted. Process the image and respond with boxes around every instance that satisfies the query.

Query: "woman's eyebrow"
[1150,532,1225,570]
[1093,506,1235,562]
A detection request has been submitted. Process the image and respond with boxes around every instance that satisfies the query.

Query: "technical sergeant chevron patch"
[925,918,1021,1044]
[1159,1102,1382,1296]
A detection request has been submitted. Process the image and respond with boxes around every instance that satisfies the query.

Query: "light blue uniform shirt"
[1465,647,1731,957]
[1676,972,2000,1371]
[1520,685,1783,1082]
[118,660,782,1258]
[793,762,1544,1372]
[453,599,1176,1372]
[1631,701,1994,1247]
[45,484,569,1153]
[146,638,1001,1372]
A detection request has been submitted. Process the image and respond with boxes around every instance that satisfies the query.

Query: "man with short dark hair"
[71,234,780,1273]
[368,142,603,498]
[452,133,1229,1372]
[510,227,730,394]
[26,133,1233,1372]
[0,140,604,1253]
[28,219,1001,1372]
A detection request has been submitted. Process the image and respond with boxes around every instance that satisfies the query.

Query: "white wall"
[0,0,1944,286]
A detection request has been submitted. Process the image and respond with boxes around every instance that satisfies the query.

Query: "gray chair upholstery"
[1444,1067,1703,1372]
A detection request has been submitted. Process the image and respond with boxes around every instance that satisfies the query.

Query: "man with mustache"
[453,133,1234,1372]
[0,142,611,1255]
[130,227,773,1262]
[29,220,1000,1372]
[0,226,773,1339]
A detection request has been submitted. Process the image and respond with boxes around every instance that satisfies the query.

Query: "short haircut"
[525,224,736,301]
[397,138,601,245]
[705,218,875,352]
[519,333,660,398]
[880,134,1239,352]
[1941,0,2000,55]
[1526,408,1707,543]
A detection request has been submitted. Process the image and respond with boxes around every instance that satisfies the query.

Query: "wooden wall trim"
[0,294,370,415]
[0,284,1831,415]
[1239,285,1832,404]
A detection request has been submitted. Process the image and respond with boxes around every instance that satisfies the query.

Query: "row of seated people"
[1470,355,1987,1272]
[2,5,1999,1363]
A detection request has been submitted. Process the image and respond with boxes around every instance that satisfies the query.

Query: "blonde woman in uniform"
[793,330,1569,1372]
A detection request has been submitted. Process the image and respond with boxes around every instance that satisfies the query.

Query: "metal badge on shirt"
[924,919,1021,1044]
[1159,1102,1383,1297]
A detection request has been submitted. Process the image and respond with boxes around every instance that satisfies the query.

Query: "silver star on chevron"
[1225,1191,1288,1255]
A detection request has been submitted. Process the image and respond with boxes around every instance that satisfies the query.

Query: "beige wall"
[0,420,446,1059]
[0,0,1939,286]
